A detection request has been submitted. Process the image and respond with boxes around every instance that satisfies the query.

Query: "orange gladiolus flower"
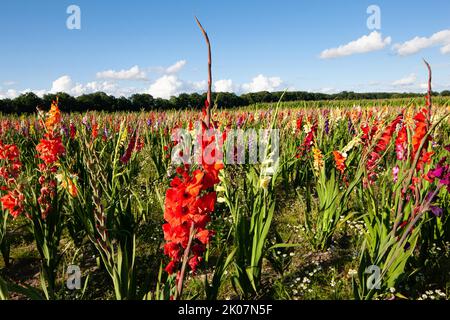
[36,134,65,165]
[45,99,61,133]
[57,173,78,198]
[411,108,433,171]
[333,151,347,174]
[67,179,78,198]
[312,147,324,173]
[411,109,427,158]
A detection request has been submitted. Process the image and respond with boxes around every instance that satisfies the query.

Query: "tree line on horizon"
[0,90,449,114]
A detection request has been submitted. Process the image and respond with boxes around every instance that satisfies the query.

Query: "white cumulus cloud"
[441,43,450,54]
[51,75,74,93]
[191,80,207,91]
[320,31,392,59]
[21,89,47,97]
[96,65,147,80]
[72,81,121,96]
[148,75,184,99]
[50,75,134,97]
[393,29,450,56]
[419,83,429,90]
[165,60,187,74]
[241,74,283,92]
[214,79,234,92]
[392,73,417,86]
[0,89,19,99]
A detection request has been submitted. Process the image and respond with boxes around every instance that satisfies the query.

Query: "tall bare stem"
[195,17,212,128]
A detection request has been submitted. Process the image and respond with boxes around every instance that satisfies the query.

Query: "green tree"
[130,94,154,111]
[13,92,42,114]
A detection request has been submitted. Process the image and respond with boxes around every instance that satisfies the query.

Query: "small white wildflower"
[347,269,357,277]
[217,197,226,203]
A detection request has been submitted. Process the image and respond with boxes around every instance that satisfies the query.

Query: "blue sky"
[0,0,449,99]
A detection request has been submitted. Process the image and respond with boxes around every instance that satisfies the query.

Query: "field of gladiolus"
[0,92,450,300]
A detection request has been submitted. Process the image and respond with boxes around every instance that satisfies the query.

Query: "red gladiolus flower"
[296,122,317,158]
[136,137,145,152]
[411,108,432,171]
[395,123,407,161]
[0,141,22,179]
[296,115,303,134]
[0,141,23,220]
[375,116,402,154]
[165,260,177,274]
[164,242,182,261]
[361,123,379,146]
[70,122,77,139]
[1,189,25,218]
[195,229,212,245]
[303,124,316,150]
[120,131,144,165]
[36,134,65,165]
[162,164,219,274]
[188,255,202,271]
[162,116,224,275]
[0,143,20,161]
[120,133,137,164]
[366,115,401,182]
[412,111,426,152]
[92,123,99,139]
